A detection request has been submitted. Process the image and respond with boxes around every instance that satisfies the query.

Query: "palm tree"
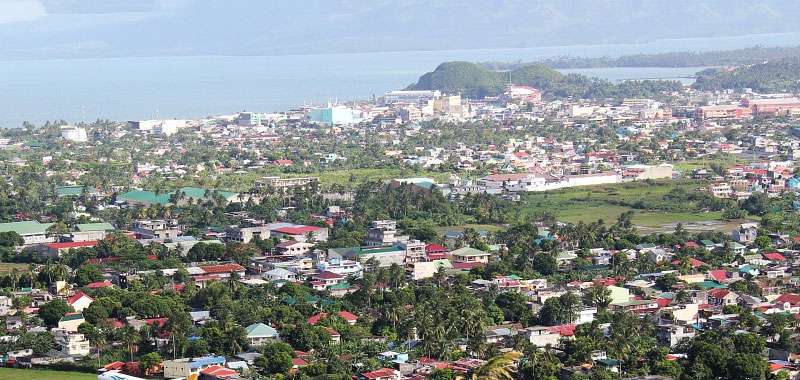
[120,325,141,361]
[458,351,522,380]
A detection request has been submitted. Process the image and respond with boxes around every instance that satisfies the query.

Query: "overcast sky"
[2,0,800,59]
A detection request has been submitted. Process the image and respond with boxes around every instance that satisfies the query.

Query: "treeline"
[406,61,682,99]
[483,45,800,69]
[692,58,800,93]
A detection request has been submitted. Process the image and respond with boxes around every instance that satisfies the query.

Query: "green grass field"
[210,167,450,192]
[0,368,96,380]
[515,180,732,231]
[0,263,31,275]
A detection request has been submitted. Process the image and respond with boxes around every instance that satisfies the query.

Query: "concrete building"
[52,328,91,356]
[622,164,674,180]
[330,245,407,268]
[163,356,226,379]
[505,85,542,103]
[133,220,181,240]
[0,221,54,245]
[128,119,186,136]
[225,225,270,243]
[60,126,88,142]
[255,176,319,193]
[450,247,491,265]
[408,259,452,280]
[308,104,358,125]
[382,90,441,105]
[696,105,751,120]
[316,258,364,278]
[237,112,263,126]
[365,220,408,246]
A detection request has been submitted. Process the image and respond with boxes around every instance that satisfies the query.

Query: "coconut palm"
[458,351,522,380]
[120,325,141,361]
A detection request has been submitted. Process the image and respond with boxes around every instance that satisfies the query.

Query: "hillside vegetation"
[483,45,800,69]
[693,58,800,93]
[406,61,682,99]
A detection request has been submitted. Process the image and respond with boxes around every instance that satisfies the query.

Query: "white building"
[128,119,186,136]
[382,90,441,105]
[52,328,90,356]
[308,104,359,125]
[60,126,88,142]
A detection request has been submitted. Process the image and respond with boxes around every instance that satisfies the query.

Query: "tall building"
[308,104,358,125]
[237,112,263,126]
[365,220,409,246]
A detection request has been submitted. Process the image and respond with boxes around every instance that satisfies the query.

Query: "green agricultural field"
[0,368,96,380]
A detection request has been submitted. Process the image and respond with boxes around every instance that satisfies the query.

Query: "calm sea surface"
[0,33,798,127]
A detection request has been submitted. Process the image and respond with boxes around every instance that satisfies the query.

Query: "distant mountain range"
[3,1,800,60]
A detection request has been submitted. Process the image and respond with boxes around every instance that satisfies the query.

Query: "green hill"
[693,58,800,93]
[406,61,683,100]
[407,61,508,98]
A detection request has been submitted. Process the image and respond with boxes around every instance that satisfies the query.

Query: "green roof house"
[0,221,54,245]
[245,323,279,346]
[450,247,491,264]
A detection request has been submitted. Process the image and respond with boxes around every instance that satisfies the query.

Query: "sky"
[2,0,800,60]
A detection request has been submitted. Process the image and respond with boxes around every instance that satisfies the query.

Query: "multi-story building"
[255,176,319,193]
[225,225,270,243]
[316,258,364,278]
[708,182,732,198]
[52,329,90,356]
[133,219,181,240]
[696,105,751,120]
[365,220,408,246]
[399,240,426,263]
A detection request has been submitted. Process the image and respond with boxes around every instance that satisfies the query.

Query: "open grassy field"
[671,155,747,174]
[0,368,96,380]
[515,180,735,231]
[211,167,451,192]
[0,263,31,275]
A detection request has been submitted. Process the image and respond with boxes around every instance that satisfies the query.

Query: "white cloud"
[0,0,46,23]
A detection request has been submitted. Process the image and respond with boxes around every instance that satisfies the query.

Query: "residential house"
[67,292,93,313]
[163,356,227,379]
[656,324,696,347]
[263,268,297,282]
[57,313,85,332]
[358,368,401,380]
[245,323,279,346]
[450,247,491,269]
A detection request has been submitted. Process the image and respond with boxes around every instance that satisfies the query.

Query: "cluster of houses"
[702,161,800,200]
